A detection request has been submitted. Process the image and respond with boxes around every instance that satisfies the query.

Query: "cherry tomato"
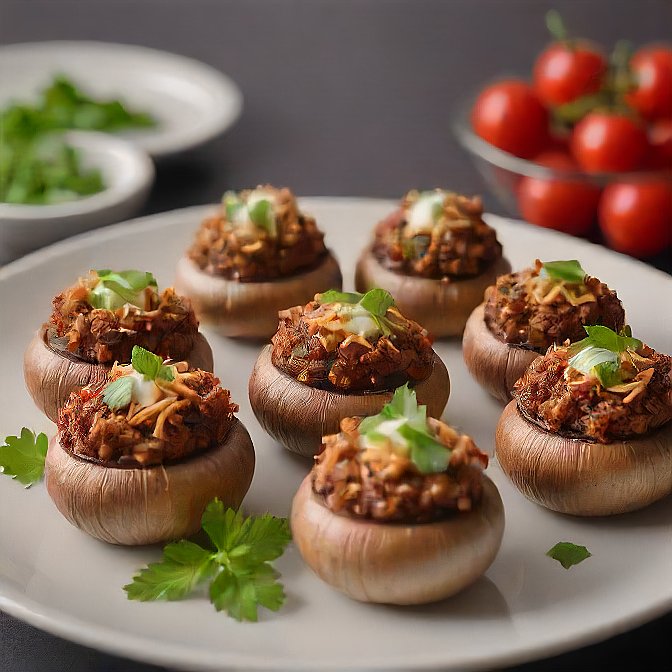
[571,112,648,172]
[471,80,549,158]
[518,151,600,235]
[625,46,672,121]
[533,42,606,106]
[599,181,672,257]
[647,118,672,170]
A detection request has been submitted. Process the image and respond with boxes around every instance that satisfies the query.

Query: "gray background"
[1,0,671,670]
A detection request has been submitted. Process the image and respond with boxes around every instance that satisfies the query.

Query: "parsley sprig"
[103,346,175,410]
[567,325,642,388]
[318,288,397,335]
[124,499,292,622]
[0,428,48,487]
[359,385,450,474]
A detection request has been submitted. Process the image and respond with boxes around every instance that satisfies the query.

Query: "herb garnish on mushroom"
[24,269,213,421]
[463,259,626,401]
[248,289,450,457]
[291,385,504,604]
[496,326,672,515]
[46,347,254,545]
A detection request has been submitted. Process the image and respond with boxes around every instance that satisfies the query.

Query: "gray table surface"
[1,1,671,670]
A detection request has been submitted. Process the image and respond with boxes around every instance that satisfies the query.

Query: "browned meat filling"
[514,345,672,443]
[370,191,503,279]
[271,300,434,392]
[187,186,328,281]
[312,416,488,522]
[58,368,237,466]
[50,280,199,365]
[484,261,625,351]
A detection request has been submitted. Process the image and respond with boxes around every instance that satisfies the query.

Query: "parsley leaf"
[546,542,592,569]
[123,541,216,601]
[124,499,292,622]
[570,325,642,355]
[247,198,276,236]
[131,346,174,382]
[89,269,158,310]
[541,260,587,284]
[102,376,135,410]
[359,385,450,474]
[0,428,48,487]
[318,289,363,305]
[359,288,395,318]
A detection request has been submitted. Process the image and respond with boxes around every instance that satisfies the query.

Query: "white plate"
[0,199,670,671]
[0,41,243,158]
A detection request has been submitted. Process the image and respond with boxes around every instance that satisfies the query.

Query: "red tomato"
[647,118,672,170]
[471,80,549,158]
[599,181,672,257]
[518,151,600,235]
[625,47,672,121]
[533,42,606,106]
[571,113,648,172]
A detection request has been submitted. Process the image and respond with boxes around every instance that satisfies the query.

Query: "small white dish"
[0,131,154,263]
[0,41,244,158]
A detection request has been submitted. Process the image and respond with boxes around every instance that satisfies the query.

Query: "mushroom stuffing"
[248,289,450,457]
[24,269,213,421]
[463,259,625,401]
[496,326,672,515]
[355,189,511,336]
[175,186,342,337]
[291,385,505,604]
[46,347,254,545]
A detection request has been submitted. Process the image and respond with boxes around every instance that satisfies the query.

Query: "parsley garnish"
[318,288,398,335]
[540,260,587,284]
[359,385,450,474]
[124,499,292,622]
[567,326,642,388]
[131,346,175,382]
[102,346,175,410]
[546,542,592,569]
[89,269,158,311]
[0,428,48,487]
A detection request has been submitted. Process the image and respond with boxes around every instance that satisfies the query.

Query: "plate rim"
[0,40,244,158]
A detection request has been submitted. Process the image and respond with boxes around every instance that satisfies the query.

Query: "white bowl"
[0,131,154,263]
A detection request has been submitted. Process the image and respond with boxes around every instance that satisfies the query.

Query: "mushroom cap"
[23,328,214,423]
[45,418,255,545]
[495,400,672,516]
[291,473,504,604]
[355,250,511,337]
[174,252,343,339]
[462,304,539,402]
[248,345,450,458]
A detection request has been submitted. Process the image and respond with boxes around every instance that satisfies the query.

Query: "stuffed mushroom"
[355,189,510,337]
[24,269,213,422]
[496,326,672,516]
[175,186,342,338]
[463,259,625,402]
[248,288,450,458]
[46,346,255,545]
[291,385,505,604]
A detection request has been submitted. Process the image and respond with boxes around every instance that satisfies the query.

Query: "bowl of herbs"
[0,76,155,263]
